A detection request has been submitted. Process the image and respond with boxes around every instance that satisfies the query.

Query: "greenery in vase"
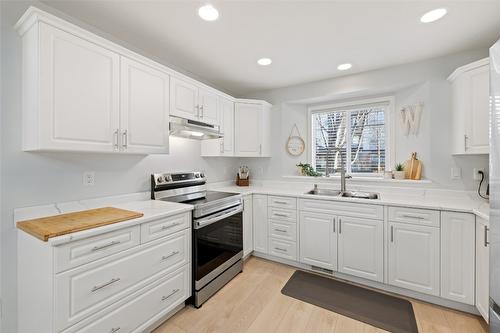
[296,163,322,177]
[395,163,405,171]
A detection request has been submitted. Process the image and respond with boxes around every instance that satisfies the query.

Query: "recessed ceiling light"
[420,8,447,23]
[337,63,352,71]
[257,58,272,66]
[198,4,219,22]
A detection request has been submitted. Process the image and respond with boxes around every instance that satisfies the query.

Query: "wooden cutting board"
[404,152,422,180]
[16,207,144,241]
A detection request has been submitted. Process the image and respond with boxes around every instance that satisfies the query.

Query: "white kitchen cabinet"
[388,222,440,296]
[252,194,268,253]
[476,217,490,322]
[449,58,490,155]
[120,56,170,154]
[201,97,234,156]
[337,216,383,282]
[299,211,337,271]
[170,76,219,126]
[440,212,475,305]
[243,195,254,257]
[234,101,271,157]
[22,22,121,152]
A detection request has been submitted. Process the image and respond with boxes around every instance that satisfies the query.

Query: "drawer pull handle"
[274,229,287,233]
[401,214,425,220]
[485,226,490,247]
[110,328,120,333]
[161,251,180,261]
[274,247,287,252]
[391,225,394,242]
[91,240,121,252]
[161,288,180,301]
[91,277,121,292]
[155,222,180,234]
[274,213,289,217]
[274,200,288,204]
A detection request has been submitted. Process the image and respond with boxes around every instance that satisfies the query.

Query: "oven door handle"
[194,205,243,229]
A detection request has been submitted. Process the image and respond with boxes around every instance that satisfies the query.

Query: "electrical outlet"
[83,171,95,186]
[451,167,461,180]
[473,168,485,181]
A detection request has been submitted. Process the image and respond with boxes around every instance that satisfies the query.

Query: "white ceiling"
[41,1,500,96]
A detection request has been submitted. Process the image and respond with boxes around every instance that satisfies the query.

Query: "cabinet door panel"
[338,217,383,282]
[39,23,119,151]
[388,222,440,296]
[252,195,268,253]
[120,57,169,154]
[221,97,234,154]
[199,89,218,125]
[234,103,262,156]
[243,196,253,257]
[440,212,475,305]
[476,218,490,322]
[170,77,198,120]
[468,66,489,152]
[299,212,336,270]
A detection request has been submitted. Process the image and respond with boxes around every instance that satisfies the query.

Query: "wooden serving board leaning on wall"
[404,152,422,180]
[16,207,144,241]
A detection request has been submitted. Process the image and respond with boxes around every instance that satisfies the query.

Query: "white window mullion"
[345,110,352,173]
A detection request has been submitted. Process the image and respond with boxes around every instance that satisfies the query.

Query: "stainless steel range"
[151,171,243,307]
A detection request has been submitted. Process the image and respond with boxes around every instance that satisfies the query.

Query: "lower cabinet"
[388,222,440,296]
[252,194,268,253]
[337,216,383,282]
[476,216,490,322]
[243,195,253,257]
[299,211,337,270]
[440,212,475,305]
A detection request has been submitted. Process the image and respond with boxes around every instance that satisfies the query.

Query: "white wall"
[242,48,490,190]
[0,2,239,332]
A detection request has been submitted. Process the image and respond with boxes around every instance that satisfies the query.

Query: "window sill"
[282,175,432,184]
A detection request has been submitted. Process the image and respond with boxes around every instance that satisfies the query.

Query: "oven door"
[193,204,243,290]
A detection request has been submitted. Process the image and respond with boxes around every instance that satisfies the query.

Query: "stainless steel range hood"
[169,116,222,140]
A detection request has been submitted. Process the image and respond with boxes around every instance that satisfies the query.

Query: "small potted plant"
[393,163,405,180]
[296,163,321,177]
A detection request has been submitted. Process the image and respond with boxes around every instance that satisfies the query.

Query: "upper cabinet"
[170,77,219,126]
[201,97,234,156]
[234,101,272,157]
[448,58,489,155]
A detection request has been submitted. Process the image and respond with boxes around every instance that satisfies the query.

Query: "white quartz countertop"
[213,184,490,219]
[15,198,193,246]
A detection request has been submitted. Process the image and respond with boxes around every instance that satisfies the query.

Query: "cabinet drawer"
[269,221,297,242]
[141,212,190,243]
[388,206,440,227]
[268,196,297,209]
[55,226,140,273]
[269,238,297,261]
[299,199,383,220]
[55,229,189,331]
[268,207,297,223]
[72,265,189,333]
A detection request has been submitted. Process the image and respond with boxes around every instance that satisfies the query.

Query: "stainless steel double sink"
[306,188,379,200]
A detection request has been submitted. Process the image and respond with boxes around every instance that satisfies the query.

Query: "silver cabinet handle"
[485,226,490,247]
[391,225,394,242]
[91,240,120,252]
[274,247,287,252]
[338,218,342,234]
[161,250,180,261]
[161,288,180,301]
[401,214,425,220]
[274,229,287,233]
[113,129,119,150]
[464,134,468,151]
[220,139,224,153]
[274,213,289,218]
[259,144,262,155]
[333,217,336,233]
[154,222,180,234]
[91,277,120,292]
[200,105,204,118]
[122,130,128,149]
[274,200,287,204]
[110,327,120,333]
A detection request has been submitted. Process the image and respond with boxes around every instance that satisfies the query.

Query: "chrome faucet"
[333,147,352,193]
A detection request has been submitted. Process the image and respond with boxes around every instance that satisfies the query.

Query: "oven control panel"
[151,171,206,187]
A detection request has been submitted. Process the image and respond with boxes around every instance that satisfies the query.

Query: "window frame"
[307,96,395,177]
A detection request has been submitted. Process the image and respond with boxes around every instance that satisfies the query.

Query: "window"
[309,98,393,176]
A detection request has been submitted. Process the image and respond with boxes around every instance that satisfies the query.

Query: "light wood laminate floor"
[154,257,488,333]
